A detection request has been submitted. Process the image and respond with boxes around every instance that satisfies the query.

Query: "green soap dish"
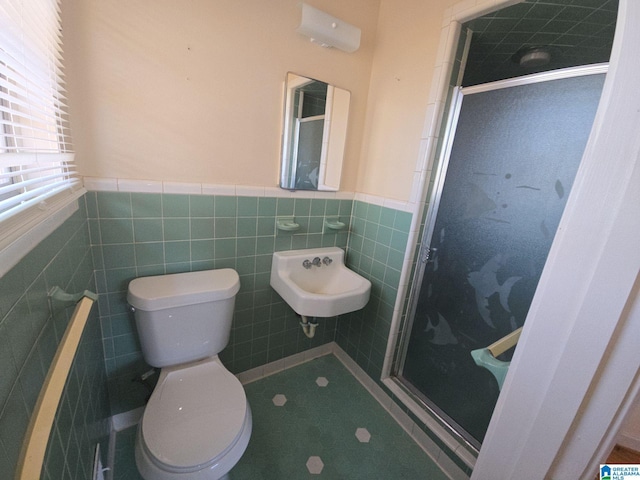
[324,216,347,231]
[276,217,300,232]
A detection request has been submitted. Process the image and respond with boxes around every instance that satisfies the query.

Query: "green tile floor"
[112,355,448,479]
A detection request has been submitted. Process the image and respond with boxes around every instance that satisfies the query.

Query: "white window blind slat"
[0,61,68,116]
[0,178,82,223]
[0,88,68,117]
[0,169,76,198]
[0,40,63,88]
[0,0,78,244]
[0,164,74,180]
[0,152,75,168]
[0,81,68,118]
[0,177,78,214]
[0,117,65,139]
[0,53,66,97]
[0,130,67,149]
[0,1,63,60]
[0,110,70,133]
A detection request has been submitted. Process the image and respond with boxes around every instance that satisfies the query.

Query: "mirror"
[280,73,351,191]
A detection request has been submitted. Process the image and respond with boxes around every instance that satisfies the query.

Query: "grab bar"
[48,286,98,312]
[487,327,522,357]
[16,290,96,480]
[471,327,523,390]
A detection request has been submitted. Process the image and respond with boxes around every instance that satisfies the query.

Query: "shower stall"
[395,67,607,449]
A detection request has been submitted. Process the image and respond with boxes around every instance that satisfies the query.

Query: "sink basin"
[270,247,371,317]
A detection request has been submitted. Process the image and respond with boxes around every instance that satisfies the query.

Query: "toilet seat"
[140,357,248,472]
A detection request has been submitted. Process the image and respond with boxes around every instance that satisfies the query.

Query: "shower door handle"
[421,246,438,264]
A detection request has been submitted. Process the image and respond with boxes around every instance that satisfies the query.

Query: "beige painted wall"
[61,0,379,191]
[62,0,461,202]
[358,0,457,201]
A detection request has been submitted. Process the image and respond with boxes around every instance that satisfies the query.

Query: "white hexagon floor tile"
[306,455,324,474]
[272,394,287,406]
[355,427,371,443]
[315,376,329,387]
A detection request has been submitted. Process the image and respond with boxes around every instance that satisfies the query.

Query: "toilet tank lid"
[127,269,240,311]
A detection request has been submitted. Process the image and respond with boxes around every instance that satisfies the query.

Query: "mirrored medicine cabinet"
[279,72,351,191]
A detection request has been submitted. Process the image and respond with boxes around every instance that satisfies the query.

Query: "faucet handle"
[303,259,313,269]
[322,256,333,266]
[312,257,322,267]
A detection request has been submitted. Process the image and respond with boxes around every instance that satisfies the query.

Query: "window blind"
[0,0,80,229]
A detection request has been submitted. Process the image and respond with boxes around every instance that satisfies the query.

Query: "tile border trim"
[82,177,417,213]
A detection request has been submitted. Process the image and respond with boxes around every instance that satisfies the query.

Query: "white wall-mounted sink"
[270,247,371,317]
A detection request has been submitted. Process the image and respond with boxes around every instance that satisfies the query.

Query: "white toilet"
[127,268,252,480]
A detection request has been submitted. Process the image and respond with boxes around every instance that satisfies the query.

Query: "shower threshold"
[383,375,479,472]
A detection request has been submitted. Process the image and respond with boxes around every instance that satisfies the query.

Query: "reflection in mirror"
[280,73,350,191]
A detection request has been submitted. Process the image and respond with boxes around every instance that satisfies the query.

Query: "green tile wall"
[0,197,111,479]
[336,200,413,381]
[86,191,353,414]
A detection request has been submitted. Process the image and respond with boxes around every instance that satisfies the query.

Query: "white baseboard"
[236,343,333,385]
[111,406,144,432]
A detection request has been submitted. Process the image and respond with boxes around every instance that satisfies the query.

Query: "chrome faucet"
[303,257,323,269]
[322,256,333,266]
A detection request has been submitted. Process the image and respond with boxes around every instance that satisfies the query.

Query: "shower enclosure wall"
[396,68,606,449]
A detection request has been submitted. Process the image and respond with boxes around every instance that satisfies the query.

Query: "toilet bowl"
[127,269,251,480]
[135,357,252,480]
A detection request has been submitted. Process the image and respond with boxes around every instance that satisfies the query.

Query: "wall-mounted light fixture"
[296,3,361,53]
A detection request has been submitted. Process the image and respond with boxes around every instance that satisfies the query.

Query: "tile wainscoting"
[0,197,111,479]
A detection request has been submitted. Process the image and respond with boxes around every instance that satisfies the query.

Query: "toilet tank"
[127,269,240,368]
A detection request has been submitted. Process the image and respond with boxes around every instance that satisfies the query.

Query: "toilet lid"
[141,359,247,470]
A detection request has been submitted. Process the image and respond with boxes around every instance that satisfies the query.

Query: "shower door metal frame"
[393,62,610,452]
[394,83,463,379]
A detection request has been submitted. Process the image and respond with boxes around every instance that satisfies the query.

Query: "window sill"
[0,188,86,278]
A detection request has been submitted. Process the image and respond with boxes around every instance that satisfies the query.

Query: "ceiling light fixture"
[512,46,552,67]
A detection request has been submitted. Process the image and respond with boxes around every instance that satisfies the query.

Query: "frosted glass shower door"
[294,117,324,189]
[399,72,605,447]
